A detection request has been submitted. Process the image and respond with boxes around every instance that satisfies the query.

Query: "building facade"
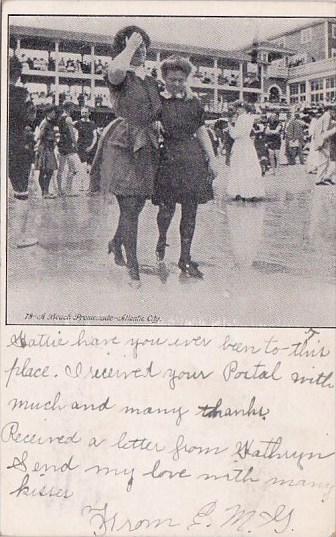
[251,18,336,106]
[9,18,336,115]
[9,25,265,114]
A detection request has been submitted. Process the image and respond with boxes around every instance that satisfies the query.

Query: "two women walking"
[91,26,218,285]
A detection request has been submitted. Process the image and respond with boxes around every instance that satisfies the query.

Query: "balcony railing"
[21,68,107,81]
[288,57,336,79]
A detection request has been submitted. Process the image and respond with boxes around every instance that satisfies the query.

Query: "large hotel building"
[9,18,336,116]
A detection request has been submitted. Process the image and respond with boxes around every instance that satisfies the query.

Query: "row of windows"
[311,93,325,103]
[289,75,336,104]
[290,77,336,96]
[289,95,307,104]
[289,82,306,95]
[326,77,336,89]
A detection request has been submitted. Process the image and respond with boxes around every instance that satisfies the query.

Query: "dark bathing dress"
[266,120,282,151]
[91,71,161,197]
[153,95,213,206]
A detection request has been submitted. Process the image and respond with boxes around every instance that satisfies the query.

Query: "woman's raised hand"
[126,32,143,53]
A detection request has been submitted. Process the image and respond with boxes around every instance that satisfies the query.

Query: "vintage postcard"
[1,1,335,536]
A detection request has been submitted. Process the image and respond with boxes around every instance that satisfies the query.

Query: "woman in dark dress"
[90,26,161,283]
[252,119,268,177]
[35,105,59,198]
[265,112,282,175]
[153,56,219,278]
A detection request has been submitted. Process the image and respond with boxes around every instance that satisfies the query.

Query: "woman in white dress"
[227,101,265,201]
[305,110,322,174]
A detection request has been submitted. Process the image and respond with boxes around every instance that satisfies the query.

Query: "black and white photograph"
[5,13,336,326]
[1,5,335,537]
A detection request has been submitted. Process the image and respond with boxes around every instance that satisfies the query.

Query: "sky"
[10,16,319,51]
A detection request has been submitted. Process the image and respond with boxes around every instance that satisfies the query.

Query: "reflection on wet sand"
[7,162,336,326]
[227,201,265,270]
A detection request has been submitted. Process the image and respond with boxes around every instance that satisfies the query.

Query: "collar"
[128,65,146,80]
[161,89,192,100]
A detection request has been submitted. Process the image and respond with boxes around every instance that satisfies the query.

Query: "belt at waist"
[163,134,197,142]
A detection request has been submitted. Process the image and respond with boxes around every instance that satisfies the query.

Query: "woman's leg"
[39,170,45,195]
[179,199,203,277]
[44,170,54,195]
[118,195,146,277]
[274,149,280,171]
[56,154,66,195]
[269,149,276,175]
[156,202,176,260]
[113,196,126,247]
[108,195,127,265]
[179,199,198,264]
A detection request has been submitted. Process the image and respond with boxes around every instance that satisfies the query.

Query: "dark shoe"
[128,265,140,281]
[235,195,242,201]
[178,260,204,279]
[315,180,329,186]
[155,238,169,262]
[108,239,126,266]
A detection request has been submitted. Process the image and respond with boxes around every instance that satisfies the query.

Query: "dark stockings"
[114,195,146,270]
[157,199,198,263]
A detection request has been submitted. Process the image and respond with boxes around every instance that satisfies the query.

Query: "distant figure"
[227,101,265,201]
[207,124,220,156]
[35,105,59,198]
[286,112,305,165]
[313,104,336,186]
[265,112,282,175]
[74,107,97,190]
[56,101,80,196]
[223,116,235,166]
[306,109,323,174]
[253,120,268,176]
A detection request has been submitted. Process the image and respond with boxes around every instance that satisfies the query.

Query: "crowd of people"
[8,26,336,287]
[207,103,336,181]
[19,53,111,75]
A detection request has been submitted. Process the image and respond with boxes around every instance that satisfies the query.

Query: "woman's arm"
[107,32,143,86]
[196,125,219,176]
[323,125,336,142]
[86,129,98,152]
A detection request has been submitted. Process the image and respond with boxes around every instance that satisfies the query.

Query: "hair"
[232,100,254,114]
[160,55,193,79]
[268,112,279,123]
[215,119,225,130]
[111,25,151,58]
[62,100,75,112]
[44,104,58,116]
[9,55,22,79]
